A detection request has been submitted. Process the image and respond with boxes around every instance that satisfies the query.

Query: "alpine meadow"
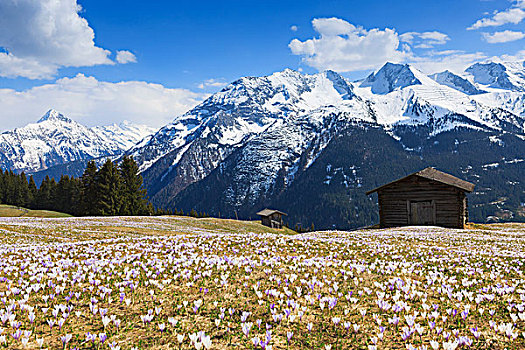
[0,1,525,350]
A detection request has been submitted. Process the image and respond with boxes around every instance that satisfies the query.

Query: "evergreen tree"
[27,175,37,208]
[55,175,81,214]
[35,176,53,210]
[147,202,155,216]
[80,161,99,216]
[95,159,122,216]
[0,170,4,204]
[118,156,149,216]
[5,171,17,205]
[0,159,154,217]
[18,172,30,207]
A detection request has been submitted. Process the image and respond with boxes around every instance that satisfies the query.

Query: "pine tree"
[69,177,82,215]
[80,161,99,216]
[147,202,155,216]
[0,158,154,216]
[0,169,4,204]
[27,175,37,208]
[55,175,73,213]
[35,176,53,210]
[18,172,30,207]
[118,156,149,216]
[95,159,122,216]
[5,171,17,205]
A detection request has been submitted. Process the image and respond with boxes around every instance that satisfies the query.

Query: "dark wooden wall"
[260,213,283,229]
[377,176,467,228]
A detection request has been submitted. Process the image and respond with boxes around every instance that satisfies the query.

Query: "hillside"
[0,204,72,218]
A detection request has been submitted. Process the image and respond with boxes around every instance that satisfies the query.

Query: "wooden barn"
[366,167,475,228]
[257,209,287,229]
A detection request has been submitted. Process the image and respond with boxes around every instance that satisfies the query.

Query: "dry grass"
[0,204,71,218]
[0,217,523,350]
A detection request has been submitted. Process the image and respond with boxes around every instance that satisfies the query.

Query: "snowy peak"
[321,70,355,100]
[92,122,157,151]
[37,109,73,123]
[360,62,421,94]
[0,110,156,173]
[466,61,525,92]
[429,70,486,95]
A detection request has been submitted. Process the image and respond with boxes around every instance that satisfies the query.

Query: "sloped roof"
[256,209,287,217]
[366,167,475,195]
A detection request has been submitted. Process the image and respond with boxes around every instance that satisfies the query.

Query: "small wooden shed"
[257,209,287,229]
[366,167,475,228]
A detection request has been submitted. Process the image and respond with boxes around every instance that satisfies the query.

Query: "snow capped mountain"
[127,68,362,201]
[0,109,155,173]
[429,70,486,95]
[123,61,525,228]
[466,61,525,92]
[92,121,156,151]
[4,60,525,228]
[360,63,421,94]
[37,109,74,123]
[355,63,525,134]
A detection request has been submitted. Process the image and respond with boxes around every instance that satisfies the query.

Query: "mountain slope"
[466,62,525,91]
[128,69,361,204]
[126,61,525,228]
[92,121,156,151]
[429,70,486,95]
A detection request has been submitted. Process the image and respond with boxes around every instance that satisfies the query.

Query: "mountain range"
[0,109,155,175]
[2,60,525,228]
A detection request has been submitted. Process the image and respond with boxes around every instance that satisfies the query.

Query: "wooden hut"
[257,209,287,229]
[366,167,475,228]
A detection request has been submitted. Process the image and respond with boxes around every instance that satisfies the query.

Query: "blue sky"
[1,0,525,129]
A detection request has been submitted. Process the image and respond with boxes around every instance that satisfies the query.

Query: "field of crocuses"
[0,216,524,350]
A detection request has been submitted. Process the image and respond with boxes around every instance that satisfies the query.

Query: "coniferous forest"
[0,156,154,216]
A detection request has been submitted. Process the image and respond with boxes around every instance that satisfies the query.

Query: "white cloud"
[288,17,491,75]
[400,31,450,48]
[312,17,357,36]
[289,17,407,72]
[0,74,206,131]
[483,30,525,43]
[198,78,227,89]
[0,53,57,80]
[409,51,487,74]
[490,49,525,62]
[468,1,525,30]
[0,0,133,79]
[290,25,298,32]
[116,50,137,64]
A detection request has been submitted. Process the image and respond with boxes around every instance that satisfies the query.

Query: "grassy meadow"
[0,204,71,218]
[0,216,523,349]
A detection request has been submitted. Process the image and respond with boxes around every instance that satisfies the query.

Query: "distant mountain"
[122,61,525,228]
[429,70,486,95]
[92,120,157,151]
[0,109,156,173]
[466,62,525,92]
[360,62,421,94]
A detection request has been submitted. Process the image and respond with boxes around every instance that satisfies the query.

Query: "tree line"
[0,156,153,216]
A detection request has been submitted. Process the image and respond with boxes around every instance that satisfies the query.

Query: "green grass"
[197,217,297,235]
[157,216,298,235]
[0,204,72,218]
